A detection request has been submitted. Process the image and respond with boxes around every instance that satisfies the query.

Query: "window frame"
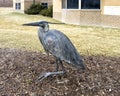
[15,3,21,10]
[81,0,100,9]
[62,0,79,9]
[67,0,79,9]
[62,0,101,10]
[41,3,48,9]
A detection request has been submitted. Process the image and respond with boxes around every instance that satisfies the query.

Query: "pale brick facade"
[53,0,120,28]
[13,0,52,11]
[0,0,13,7]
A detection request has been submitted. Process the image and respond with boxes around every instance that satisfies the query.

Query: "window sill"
[62,9,101,11]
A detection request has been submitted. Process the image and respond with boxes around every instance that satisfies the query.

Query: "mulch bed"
[0,48,119,96]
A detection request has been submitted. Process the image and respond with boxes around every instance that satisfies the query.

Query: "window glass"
[67,0,79,9]
[15,3,21,10]
[62,0,100,9]
[41,3,48,8]
[62,0,79,9]
[81,0,100,9]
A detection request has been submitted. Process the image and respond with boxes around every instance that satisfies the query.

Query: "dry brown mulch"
[0,48,120,96]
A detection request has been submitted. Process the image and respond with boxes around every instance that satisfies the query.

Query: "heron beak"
[48,22,65,24]
[23,21,64,26]
[23,22,40,26]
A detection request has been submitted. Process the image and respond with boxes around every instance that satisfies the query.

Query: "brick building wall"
[101,15,120,28]
[53,0,62,21]
[61,10,101,26]
[24,0,52,11]
[13,0,52,11]
[0,0,13,7]
[53,0,120,28]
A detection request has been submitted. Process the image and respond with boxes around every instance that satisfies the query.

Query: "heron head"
[23,20,50,31]
[23,20,64,32]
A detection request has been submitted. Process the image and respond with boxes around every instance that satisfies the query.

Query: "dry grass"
[0,8,120,56]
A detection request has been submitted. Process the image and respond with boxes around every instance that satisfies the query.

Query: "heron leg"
[36,58,66,82]
[55,58,66,73]
[59,59,66,73]
[36,71,65,82]
[55,58,59,71]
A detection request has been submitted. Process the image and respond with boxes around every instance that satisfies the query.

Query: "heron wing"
[44,30,85,69]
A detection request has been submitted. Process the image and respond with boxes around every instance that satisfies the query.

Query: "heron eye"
[42,25,44,28]
[39,24,44,28]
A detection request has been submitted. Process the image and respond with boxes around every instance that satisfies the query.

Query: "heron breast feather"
[46,37,54,45]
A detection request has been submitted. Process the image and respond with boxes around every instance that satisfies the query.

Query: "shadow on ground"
[0,48,119,96]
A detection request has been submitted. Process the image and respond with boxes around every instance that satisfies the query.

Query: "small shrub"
[40,6,53,17]
[25,4,45,15]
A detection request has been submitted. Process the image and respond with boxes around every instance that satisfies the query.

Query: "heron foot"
[36,71,65,82]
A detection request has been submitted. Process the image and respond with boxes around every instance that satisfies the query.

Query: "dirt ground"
[0,48,119,96]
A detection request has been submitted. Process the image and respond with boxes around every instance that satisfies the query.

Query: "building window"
[67,0,79,9]
[41,3,48,9]
[15,3,21,10]
[81,0,100,9]
[62,0,100,9]
[62,0,79,9]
